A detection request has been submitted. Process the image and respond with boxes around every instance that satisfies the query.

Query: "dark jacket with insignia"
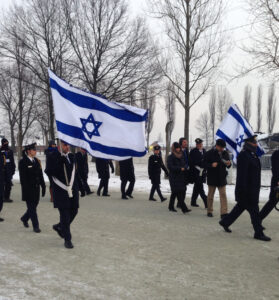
[75,151,89,180]
[45,151,80,209]
[148,154,168,185]
[271,150,279,189]
[203,148,231,187]
[167,152,188,192]
[19,155,45,203]
[119,158,135,181]
[0,146,15,181]
[95,158,114,179]
[189,148,206,183]
[235,144,261,204]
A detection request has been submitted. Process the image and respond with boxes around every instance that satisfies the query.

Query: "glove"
[42,185,46,197]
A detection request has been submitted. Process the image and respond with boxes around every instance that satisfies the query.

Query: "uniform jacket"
[45,151,80,209]
[119,158,135,181]
[0,152,5,188]
[203,148,231,187]
[167,152,188,192]
[235,144,261,204]
[19,155,45,202]
[271,150,279,188]
[75,151,89,179]
[95,158,114,179]
[0,147,15,181]
[148,154,168,185]
[189,148,206,183]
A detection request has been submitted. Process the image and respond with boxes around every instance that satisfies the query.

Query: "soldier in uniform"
[75,148,93,197]
[189,138,207,208]
[1,138,16,203]
[19,143,46,233]
[119,158,135,200]
[203,139,231,218]
[259,149,279,222]
[45,140,80,249]
[95,158,114,196]
[167,142,191,214]
[219,136,271,241]
[0,149,5,222]
[148,145,168,202]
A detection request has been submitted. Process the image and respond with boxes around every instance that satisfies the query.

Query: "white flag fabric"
[216,104,265,164]
[48,69,147,160]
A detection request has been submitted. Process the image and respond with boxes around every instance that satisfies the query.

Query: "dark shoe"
[254,234,271,242]
[87,191,94,195]
[219,221,232,233]
[183,208,192,214]
[161,197,167,202]
[149,198,157,201]
[126,194,133,199]
[220,214,228,219]
[0,217,4,222]
[169,208,177,212]
[97,190,101,196]
[122,195,129,200]
[207,213,213,217]
[53,224,64,238]
[102,194,110,197]
[64,240,74,249]
[191,203,199,207]
[33,228,41,233]
[20,217,29,228]
[3,198,13,203]
[80,192,86,197]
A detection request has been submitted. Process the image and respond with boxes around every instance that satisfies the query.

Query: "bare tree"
[195,112,210,147]
[243,85,252,122]
[256,84,263,132]
[150,0,228,140]
[216,86,232,122]
[267,83,277,134]
[209,87,216,145]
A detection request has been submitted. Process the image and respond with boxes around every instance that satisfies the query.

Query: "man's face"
[154,149,160,155]
[181,140,188,148]
[61,142,70,154]
[216,145,224,152]
[247,141,258,148]
[51,144,57,148]
[196,143,203,150]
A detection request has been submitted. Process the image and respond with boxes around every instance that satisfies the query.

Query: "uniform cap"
[153,145,161,151]
[195,138,203,144]
[216,139,226,148]
[244,135,258,143]
[24,143,37,151]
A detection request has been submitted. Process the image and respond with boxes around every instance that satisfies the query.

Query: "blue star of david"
[80,113,102,139]
[236,134,244,147]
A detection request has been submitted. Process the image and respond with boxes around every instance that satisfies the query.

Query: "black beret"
[24,143,37,151]
[195,138,203,144]
[216,139,226,148]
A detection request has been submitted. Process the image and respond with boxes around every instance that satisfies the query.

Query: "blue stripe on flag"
[228,107,252,137]
[56,121,146,157]
[216,129,239,154]
[50,78,147,123]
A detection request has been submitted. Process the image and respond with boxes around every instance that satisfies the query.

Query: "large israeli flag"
[216,104,265,164]
[48,69,147,160]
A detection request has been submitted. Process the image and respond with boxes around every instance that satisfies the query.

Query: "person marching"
[76,148,93,197]
[179,137,190,205]
[0,150,5,222]
[19,143,46,233]
[119,158,135,200]
[259,149,279,223]
[189,138,207,208]
[45,140,80,249]
[1,138,16,203]
[167,142,191,213]
[95,158,114,197]
[219,136,271,241]
[148,145,168,202]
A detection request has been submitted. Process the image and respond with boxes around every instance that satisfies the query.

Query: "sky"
[0,0,278,146]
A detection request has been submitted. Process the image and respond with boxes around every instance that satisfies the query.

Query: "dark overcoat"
[75,152,89,180]
[148,154,168,185]
[0,147,15,181]
[119,158,135,181]
[189,148,206,183]
[95,158,114,179]
[167,153,187,192]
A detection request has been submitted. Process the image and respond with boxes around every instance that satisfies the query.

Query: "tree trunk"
[165,121,172,178]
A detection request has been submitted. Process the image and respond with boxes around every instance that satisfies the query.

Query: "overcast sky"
[0,0,277,145]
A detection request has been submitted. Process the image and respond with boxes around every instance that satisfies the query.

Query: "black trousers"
[169,190,188,212]
[221,202,263,235]
[98,178,109,195]
[121,177,135,196]
[21,200,39,229]
[0,184,3,212]
[4,179,12,199]
[259,188,278,220]
[149,184,164,200]
[191,177,207,206]
[79,177,91,195]
[58,207,78,242]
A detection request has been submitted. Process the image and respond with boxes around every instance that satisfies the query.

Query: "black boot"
[33,228,41,233]
[122,195,129,200]
[20,217,29,228]
[254,233,271,241]
[219,220,232,233]
[53,224,64,238]
[64,240,74,249]
[0,217,4,222]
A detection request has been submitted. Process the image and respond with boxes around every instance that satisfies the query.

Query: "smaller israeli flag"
[216,104,265,164]
[48,69,147,160]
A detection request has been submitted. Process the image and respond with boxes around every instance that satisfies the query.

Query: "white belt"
[195,166,204,176]
[52,165,75,198]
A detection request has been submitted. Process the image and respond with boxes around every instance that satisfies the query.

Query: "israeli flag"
[48,69,147,160]
[216,104,265,164]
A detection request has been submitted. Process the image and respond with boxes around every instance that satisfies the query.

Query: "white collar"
[27,155,34,162]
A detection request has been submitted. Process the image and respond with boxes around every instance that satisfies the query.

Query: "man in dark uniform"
[259,149,279,222]
[76,148,93,197]
[95,158,114,196]
[119,158,135,200]
[1,138,16,203]
[19,143,46,233]
[0,149,5,222]
[148,145,168,202]
[45,140,80,249]
[219,136,271,241]
[189,138,207,208]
